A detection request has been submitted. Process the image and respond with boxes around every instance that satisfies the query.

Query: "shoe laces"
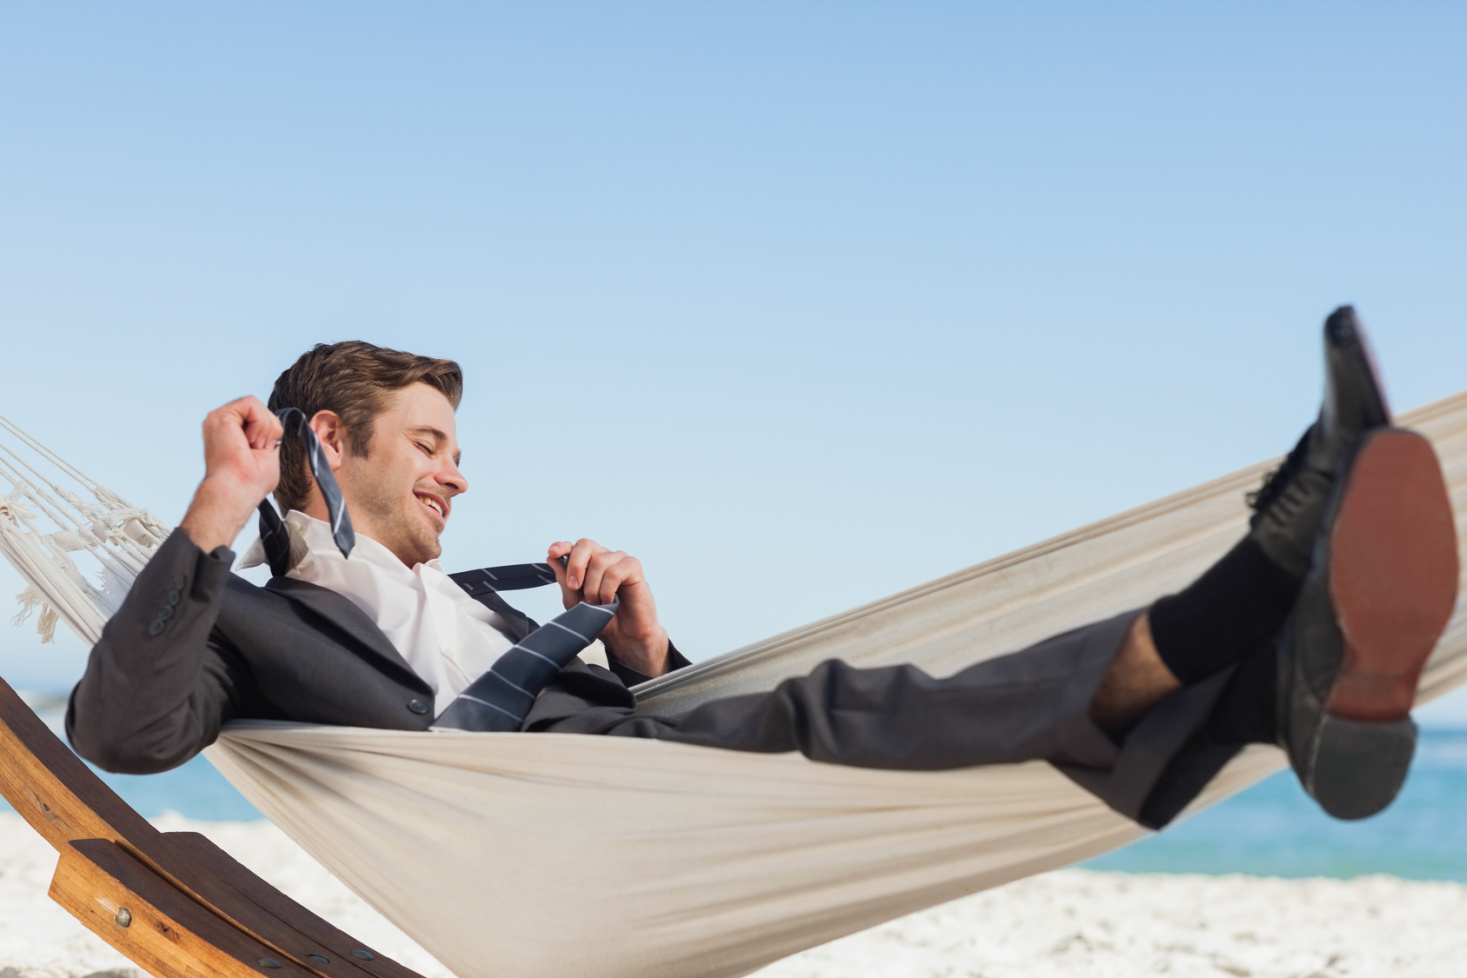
[1247,428,1313,514]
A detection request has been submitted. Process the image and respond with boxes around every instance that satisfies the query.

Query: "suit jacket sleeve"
[66,528,255,775]
[604,641,693,687]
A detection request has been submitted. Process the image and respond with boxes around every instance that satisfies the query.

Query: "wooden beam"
[0,677,426,978]
[166,831,406,972]
[52,839,317,978]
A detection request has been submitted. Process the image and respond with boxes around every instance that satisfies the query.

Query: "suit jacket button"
[407,699,429,715]
[147,620,165,636]
[157,606,174,621]
[172,574,186,589]
[167,589,181,606]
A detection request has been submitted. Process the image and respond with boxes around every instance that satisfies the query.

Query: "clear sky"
[2,3,1465,720]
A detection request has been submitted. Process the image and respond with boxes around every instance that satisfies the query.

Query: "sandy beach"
[2,813,1465,978]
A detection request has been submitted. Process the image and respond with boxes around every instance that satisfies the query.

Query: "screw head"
[307,955,330,965]
[351,949,375,961]
[258,958,283,970]
[115,907,132,928]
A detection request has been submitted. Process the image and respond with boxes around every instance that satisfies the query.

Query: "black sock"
[1149,537,1301,686]
[1134,646,1280,830]
[1201,644,1279,745]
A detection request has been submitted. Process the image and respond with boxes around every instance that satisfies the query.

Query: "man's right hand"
[178,397,284,553]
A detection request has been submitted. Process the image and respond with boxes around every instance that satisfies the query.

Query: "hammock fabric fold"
[196,391,1467,978]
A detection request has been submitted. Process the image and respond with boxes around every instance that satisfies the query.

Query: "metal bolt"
[115,907,132,928]
[307,955,330,965]
[351,950,375,961]
[258,959,283,970]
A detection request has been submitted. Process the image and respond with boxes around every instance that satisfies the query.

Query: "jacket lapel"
[265,576,427,688]
[465,587,536,641]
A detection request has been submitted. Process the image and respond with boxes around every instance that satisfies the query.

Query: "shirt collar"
[237,510,442,576]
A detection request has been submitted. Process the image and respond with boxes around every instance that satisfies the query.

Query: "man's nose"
[441,458,468,495]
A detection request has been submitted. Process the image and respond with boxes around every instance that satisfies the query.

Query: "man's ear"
[308,410,347,471]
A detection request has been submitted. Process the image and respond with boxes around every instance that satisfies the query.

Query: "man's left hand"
[547,538,671,678]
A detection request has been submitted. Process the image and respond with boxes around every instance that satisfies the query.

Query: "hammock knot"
[107,509,168,548]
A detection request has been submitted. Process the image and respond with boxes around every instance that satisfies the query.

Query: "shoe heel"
[1309,713,1417,820]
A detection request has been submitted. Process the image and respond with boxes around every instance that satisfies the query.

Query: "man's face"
[334,383,467,567]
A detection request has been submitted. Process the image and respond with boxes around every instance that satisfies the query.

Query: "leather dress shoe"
[1248,306,1391,578]
[1274,418,1458,819]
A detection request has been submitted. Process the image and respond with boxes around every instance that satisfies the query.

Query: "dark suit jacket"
[67,528,689,775]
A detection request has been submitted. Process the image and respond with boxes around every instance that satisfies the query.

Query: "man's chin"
[412,521,445,564]
[378,519,444,568]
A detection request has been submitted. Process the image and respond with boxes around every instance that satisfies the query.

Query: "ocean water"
[8,695,1465,881]
[1085,726,1467,880]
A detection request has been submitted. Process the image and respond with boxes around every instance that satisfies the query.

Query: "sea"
[9,692,1467,882]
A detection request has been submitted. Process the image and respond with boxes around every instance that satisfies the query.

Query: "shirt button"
[407,699,429,715]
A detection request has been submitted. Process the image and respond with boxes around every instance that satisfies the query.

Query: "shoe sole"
[1309,428,1460,820]
[1326,428,1459,720]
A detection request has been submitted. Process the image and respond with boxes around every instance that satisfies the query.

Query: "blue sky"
[2,2,1466,721]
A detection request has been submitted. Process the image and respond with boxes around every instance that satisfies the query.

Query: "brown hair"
[268,341,463,513]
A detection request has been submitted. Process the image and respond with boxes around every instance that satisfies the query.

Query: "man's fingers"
[236,397,280,450]
[206,397,280,451]
[565,538,605,591]
[546,541,581,610]
[580,549,609,601]
[546,540,643,606]
[581,549,629,605]
[592,563,625,606]
[546,542,572,587]
[242,413,283,451]
[593,556,640,605]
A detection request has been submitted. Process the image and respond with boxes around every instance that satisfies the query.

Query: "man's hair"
[268,341,463,514]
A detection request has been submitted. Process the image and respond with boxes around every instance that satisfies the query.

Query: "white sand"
[2,813,1466,978]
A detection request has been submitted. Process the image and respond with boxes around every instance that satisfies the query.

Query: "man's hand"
[547,538,671,678]
[178,397,284,553]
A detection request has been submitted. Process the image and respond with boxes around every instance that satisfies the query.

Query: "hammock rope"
[0,415,168,643]
[4,396,1467,978]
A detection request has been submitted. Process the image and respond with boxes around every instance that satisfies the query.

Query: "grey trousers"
[539,611,1242,830]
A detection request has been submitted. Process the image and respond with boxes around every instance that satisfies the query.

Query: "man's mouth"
[415,492,448,525]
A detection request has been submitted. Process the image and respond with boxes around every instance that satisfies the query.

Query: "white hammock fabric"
[6,395,1467,978]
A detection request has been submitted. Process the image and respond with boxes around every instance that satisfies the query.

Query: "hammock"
[5,395,1467,978]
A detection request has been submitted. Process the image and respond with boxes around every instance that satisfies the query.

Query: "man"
[67,306,1459,829]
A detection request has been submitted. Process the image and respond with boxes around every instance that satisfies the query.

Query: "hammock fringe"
[4,394,1467,978]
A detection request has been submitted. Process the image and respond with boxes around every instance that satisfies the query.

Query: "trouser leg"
[536,609,1241,828]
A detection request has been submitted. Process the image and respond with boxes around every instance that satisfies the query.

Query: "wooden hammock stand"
[0,674,428,978]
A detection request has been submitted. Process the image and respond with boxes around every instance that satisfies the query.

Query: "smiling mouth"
[415,492,448,524]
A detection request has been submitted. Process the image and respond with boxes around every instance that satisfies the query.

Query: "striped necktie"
[256,412,617,731]
[258,407,355,577]
[434,565,619,731]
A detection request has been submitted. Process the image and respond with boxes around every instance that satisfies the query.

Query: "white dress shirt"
[241,511,517,717]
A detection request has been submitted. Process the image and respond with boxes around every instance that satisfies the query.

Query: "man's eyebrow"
[407,425,461,464]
